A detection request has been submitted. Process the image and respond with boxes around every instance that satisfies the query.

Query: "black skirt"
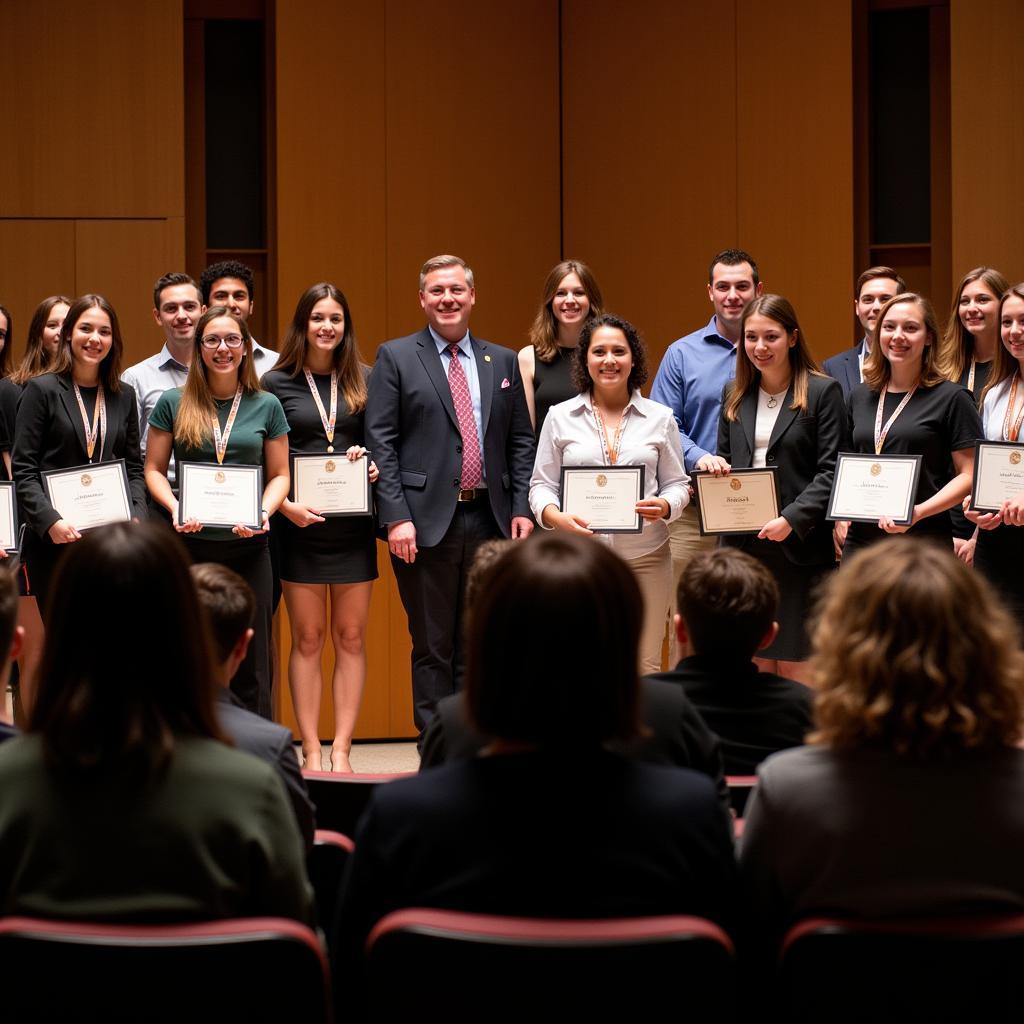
[272,512,378,585]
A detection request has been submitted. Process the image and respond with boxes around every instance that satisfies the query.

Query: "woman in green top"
[145,307,289,718]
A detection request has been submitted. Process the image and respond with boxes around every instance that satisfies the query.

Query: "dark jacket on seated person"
[419,680,730,819]
[645,654,812,775]
[215,689,316,850]
[0,722,16,744]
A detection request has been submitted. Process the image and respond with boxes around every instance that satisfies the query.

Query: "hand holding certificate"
[693,469,780,535]
[970,441,1024,514]
[178,462,263,532]
[292,453,371,517]
[42,460,132,535]
[559,466,645,534]
[827,453,922,526]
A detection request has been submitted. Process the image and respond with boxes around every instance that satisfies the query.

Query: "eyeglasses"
[200,334,244,349]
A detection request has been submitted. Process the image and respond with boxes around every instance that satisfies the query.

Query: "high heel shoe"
[302,745,323,772]
[330,746,353,774]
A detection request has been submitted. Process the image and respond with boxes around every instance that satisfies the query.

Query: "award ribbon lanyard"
[874,385,917,455]
[304,368,338,452]
[967,356,977,395]
[73,382,106,463]
[211,385,244,465]
[592,403,629,466]
[1003,374,1024,442]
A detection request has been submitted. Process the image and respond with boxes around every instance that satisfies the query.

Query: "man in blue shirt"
[651,248,762,663]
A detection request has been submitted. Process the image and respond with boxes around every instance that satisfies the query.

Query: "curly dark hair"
[571,313,649,395]
[200,260,255,304]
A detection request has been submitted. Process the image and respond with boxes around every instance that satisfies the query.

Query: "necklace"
[760,386,788,410]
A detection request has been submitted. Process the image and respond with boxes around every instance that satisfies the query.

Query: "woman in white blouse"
[530,313,688,672]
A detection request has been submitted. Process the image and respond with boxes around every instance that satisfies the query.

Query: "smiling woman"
[11,294,148,708]
[145,306,290,719]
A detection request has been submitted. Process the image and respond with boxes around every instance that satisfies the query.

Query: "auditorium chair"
[362,909,737,1019]
[302,770,414,836]
[0,916,331,1022]
[308,829,354,940]
[778,913,1024,1021]
[725,774,758,816]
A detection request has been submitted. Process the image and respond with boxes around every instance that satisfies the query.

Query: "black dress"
[950,360,992,540]
[845,380,982,555]
[532,346,577,440]
[261,368,377,585]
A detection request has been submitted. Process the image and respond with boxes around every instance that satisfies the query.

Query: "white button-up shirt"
[530,390,690,559]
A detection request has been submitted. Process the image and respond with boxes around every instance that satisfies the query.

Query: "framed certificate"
[292,453,371,517]
[970,441,1024,512]
[0,482,17,553]
[178,462,263,530]
[827,452,922,525]
[694,468,780,535]
[560,465,644,534]
[42,459,132,532]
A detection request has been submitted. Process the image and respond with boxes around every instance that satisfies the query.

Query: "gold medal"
[73,381,106,463]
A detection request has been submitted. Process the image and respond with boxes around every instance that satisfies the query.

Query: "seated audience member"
[646,548,812,775]
[0,564,23,744]
[0,523,313,923]
[740,539,1024,949]
[419,539,729,813]
[336,534,738,968]
[191,562,315,850]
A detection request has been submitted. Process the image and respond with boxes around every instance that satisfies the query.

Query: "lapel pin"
[484,355,491,362]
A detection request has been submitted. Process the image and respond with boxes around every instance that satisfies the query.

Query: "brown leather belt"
[456,488,486,502]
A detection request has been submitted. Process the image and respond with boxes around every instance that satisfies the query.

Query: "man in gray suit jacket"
[191,563,315,850]
[365,255,535,741]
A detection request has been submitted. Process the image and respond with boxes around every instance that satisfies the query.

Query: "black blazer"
[12,371,147,538]
[822,343,863,400]
[717,373,846,566]
[365,328,535,548]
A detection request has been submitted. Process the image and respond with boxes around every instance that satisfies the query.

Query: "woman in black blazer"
[12,294,146,629]
[714,295,845,682]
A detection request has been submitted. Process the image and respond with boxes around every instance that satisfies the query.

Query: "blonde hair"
[809,539,1024,758]
[723,294,823,421]
[938,266,1008,385]
[174,307,260,450]
[863,293,945,391]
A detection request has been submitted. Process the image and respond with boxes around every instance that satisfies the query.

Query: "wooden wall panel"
[736,0,854,362]
[0,1,184,219]
[950,0,1024,283]
[384,0,562,345]
[561,0,740,364]
[74,219,187,370]
[273,0,387,348]
[0,221,77,364]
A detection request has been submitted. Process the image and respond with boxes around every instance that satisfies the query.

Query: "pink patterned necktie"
[447,343,482,488]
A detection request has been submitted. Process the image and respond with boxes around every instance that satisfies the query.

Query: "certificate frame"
[826,452,923,525]
[560,465,644,534]
[0,482,17,553]
[969,440,1024,512]
[42,459,132,533]
[291,453,371,517]
[693,467,780,536]
[178,461,263,530]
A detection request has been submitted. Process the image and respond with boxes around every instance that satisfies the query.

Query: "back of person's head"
[678,548,778,660]
[190,562,254,664]
[811,538,1024,758]
[465,533,641,747]
[464,538,516,607]
[30,523,223,772]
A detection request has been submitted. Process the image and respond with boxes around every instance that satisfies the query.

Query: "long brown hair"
[938,266,1008,384]
[10,295,73,386]
[862,293,945,391]
[810,539,1024,758]
[527,260,604,362]
[723,294,822,421]
[174,307,260,450]
[0,304,11,378]
[274,282,366,413]
[979,283,1024,409]
[30,523,225,775]
[51,294,124,391]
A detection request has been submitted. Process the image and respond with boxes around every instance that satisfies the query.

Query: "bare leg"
[328,581,373,773]
[282,580,328,771]
[15,596,44,723]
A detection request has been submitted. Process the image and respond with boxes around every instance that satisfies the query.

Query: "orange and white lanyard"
[211,385,243,464]
[304,368,338,452]
[1002,374,1024,442]
[873,385,917,455]
[592,403,629,466]
[73,382,106,463]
